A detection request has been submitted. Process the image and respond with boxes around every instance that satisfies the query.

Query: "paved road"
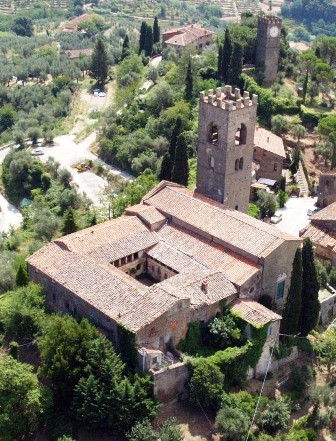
[150,55,162,69]
[274,196,317,237]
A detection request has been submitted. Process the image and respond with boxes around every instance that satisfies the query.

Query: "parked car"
[307,207,320,216]
[271,211,283,224]
[31,148,44,156]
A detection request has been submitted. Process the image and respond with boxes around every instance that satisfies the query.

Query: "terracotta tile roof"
[160,270,237,308]
[66,49,93,59]
[231,298,281,326]
[254,127,285,158]
[157,223,261,286]
[311,202,336,222]
[126,204,166,227]
[146,240,207,273]
[143,183,297,260]
[300,224,336,250]
[163,24,215,47]
[319,170,336,176]
[63,13,90,30]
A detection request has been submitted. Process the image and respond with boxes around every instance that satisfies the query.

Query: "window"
[268,325,273,336]
[136,264,141,270]
[52,293,56,302]
[134,252,138,259]
[276,279,285,300]
[249,286,255,294]
[164,273,167,279]
[235,124,247,145]
[152,356,157,364]
[263,150,266,157]
[209,122,219,144]
[235,205,238,210]
[235,159,239,171]
[151,265,154,271]
[326,180,329,187]
[239,157,244,170]
[274,163,278,171]
[65,300,70,310]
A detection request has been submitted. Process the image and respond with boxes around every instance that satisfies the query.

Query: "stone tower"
[195,86,258,213]
[256,15,282,83]
[317,171,336,207]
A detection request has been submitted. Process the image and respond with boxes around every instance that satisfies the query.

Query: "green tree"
[153,17,160,44]
[0,104,16,132]
[256,190,277,217]
[291,124,307,145]
[139,21,147,54]
[280,248,302,336]
[121,34,130,60]
[127,419,156,441]
[171,133,189,186]
[259,398,290,435]
[38,316,98,400]
[221,28,232,83]
[228,42,243,86]
[277,190,288,208]
[313,327,336,373]
[144,25,153,57]
[215,406,250,441]
[299,238,320,336]
[12,17,33,37]
[0,355,52,440]
[62,208,78,235]
[158,152,172,181]
[169,117,183,162]
[159,417,183,441]
[90,38,109,84]
[189,362,224,409]
[185,58,193,101]
[217,44,223,81]
[271,115,290,135]
[16,262,29,287]
[302,72,308,103]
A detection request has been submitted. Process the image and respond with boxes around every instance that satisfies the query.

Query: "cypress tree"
[217,44,223,81]
[139,21,147,54]
[171,133,189,186]
[62,208,78,235]
[185,58,193,101]
[222,28,232,84]
[228,42,243,86]
[159,152,173,181]
[280,248,302,336]
[90,38,109,84]
[169,117,183,161]
[121,34,129,60]
[302,72,308,104]
[144,25,153,57]
[153,16,160,44]
[299,238,321,336]
[16,263,29,287]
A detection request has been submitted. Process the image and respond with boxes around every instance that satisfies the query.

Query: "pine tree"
[16,263,29,287]
[299,238,321,336]
[171,133,189,186]
[280,248,302,336]
[169,117,183,161]
[159,152,173,181]
[62,208,78,235]
[153,16,160,44]
[185,58,193,101]
[144,25,153,57]
[228,42,243,86]
[217,44,223,81]
[90,38,109,84]
[121,34,129,60]
[222,28,232,84]
[139,21,147,54]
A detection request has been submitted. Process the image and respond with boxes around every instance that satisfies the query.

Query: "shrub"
[215,405,250,441]
[259,398,291,434]
[189,361,224,409]
[288,365,314,396]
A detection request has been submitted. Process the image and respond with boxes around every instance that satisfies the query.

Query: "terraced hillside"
[0,0,70,13]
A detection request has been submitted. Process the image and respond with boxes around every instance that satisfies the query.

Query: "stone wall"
[254,320,280,377]
[152,362,190,402]
[253,146,283,182]
[319,287,336,326]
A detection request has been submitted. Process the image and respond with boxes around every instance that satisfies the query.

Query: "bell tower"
[195,86,258,213]
[256,15,282,83]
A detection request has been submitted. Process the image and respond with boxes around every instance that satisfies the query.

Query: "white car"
[271,211,283,224]
[31,148,44,156]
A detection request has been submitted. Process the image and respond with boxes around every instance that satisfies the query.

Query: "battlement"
[258,15,282,25]
[199,86,258,111]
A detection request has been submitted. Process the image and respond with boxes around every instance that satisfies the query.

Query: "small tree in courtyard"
[280,248,302,336]
[299,237,320,336]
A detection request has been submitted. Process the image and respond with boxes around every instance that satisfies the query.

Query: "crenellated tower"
[195,85,258,213]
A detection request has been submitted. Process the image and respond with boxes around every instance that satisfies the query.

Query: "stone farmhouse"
[162,24,215,53]
[253,127,285,184]
[300,202,336,264]
[28,180,300,373]
[62,13,90,33]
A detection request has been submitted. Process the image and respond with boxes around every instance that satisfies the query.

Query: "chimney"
[201,280,208,292]
[267,137,269,143]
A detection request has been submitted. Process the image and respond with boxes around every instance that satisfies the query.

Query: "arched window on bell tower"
[208,122,219,145]
[239,157,244,169]
[235,123,247,145]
